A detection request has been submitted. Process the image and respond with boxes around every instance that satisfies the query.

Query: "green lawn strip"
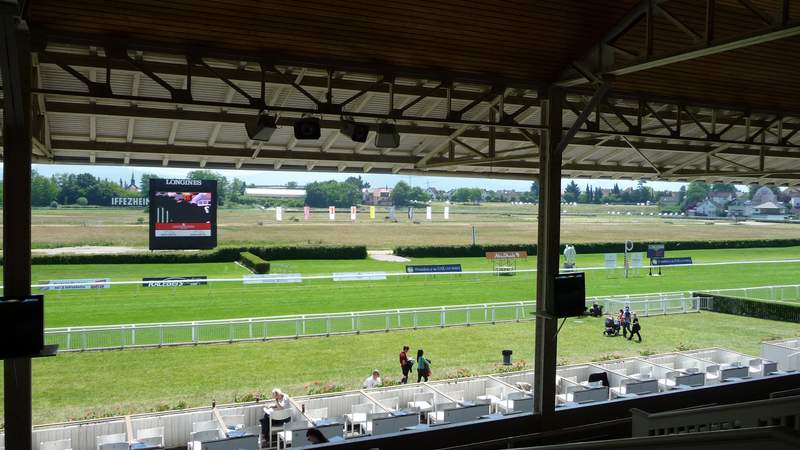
[6,248,800,327]
[3,311,797,425]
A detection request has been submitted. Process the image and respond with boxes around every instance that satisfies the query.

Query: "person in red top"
[399,345,412,384]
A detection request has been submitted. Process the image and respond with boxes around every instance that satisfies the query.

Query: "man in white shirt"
[363,369,382,388]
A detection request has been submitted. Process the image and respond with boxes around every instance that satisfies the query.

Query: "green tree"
[305,180,361,208]
[711,183,737,193]
[682,181,710,210]
[748,184,780,199]
[139,173,160,198]
[31,171,59,207]
[563,181,581,202]
[344,176,370,190]
[530,181,540,199]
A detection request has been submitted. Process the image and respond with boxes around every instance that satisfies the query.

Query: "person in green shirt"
[417,349,431,382]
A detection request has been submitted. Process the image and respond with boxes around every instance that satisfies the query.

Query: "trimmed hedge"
[695,293,800,323]
[394,239,800,258]
[239,252,270,274]
[17,245,367,265]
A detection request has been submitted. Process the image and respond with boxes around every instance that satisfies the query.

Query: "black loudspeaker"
[293,117,321,140]
[0,295,44,358]
[341,121,370,143]
[554,272,586,318]
[246,114,278,142]
[375,123,400,148]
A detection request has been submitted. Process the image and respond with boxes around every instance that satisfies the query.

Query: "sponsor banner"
[303,206,310,220]
[485,251,528,260]
[332,272,387,281]
[276,206,283,222]
[405,264,462,274]
[142,276,208,287]
[653,257,693,266]
[426,206,432,220]
[631,252,644,268]
[604,253,617,269]
[39,278,110,291]
[154,222,212,237]
[243,274,302,284]
[111,197,148,207]
[647,244,665,259]
[328,206,336,221]
[369,206,376,219]
[350,206,357,221]
[444,206,449,220]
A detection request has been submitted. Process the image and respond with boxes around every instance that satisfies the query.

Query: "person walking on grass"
[417,349,432,383]
[628,314,642,342]
[618,309,627,338]
[400,345,413,384]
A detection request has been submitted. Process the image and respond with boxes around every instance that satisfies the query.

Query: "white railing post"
[66,327,72,350]
[440,307,445,328]
[355,314,360,334]
[248,318,253,339]
[295,318,300,337]
[302,316,307,335]
[466,308,471,326]
[131,324,136,346]
[229,323,234,343]
[82,330,87,350]
[326,317,331,336]
[396,309,401,328]
[263,320,269,340]
[159,327,164,347]
[192,322,198,344]
[491,307,496,324]
[120,326,125,349]
[385,313,390,331]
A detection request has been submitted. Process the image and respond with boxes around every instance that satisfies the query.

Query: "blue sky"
[24,163,690,192]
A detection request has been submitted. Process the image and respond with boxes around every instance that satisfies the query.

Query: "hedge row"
[20,245,367,265]
[394,239,800,258]
[239,252,270,274]
[696,293,800,323]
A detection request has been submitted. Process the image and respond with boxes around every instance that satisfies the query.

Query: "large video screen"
[149,179,217,250]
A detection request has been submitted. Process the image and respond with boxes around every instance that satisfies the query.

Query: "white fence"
[699,284,800,303]
[45,293,701,352]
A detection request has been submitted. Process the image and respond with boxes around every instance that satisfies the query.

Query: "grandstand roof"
[15,1,800,184]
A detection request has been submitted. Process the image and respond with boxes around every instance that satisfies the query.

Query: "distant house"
[753,201,786,217]
[709,190,736,205]
[363,187,393,205]
[783,187,800,209]
[693,198,724,217]
[496,189,523,202]
[727,199,754,218]
[752,186,778,205]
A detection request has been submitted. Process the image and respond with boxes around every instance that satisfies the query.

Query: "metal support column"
[533,86,563,425]
[1,2,34,449]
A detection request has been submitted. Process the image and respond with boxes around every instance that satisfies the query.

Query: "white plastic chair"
[192,420,218,432]
[190,429,220,443]
[269,407,294,447]
[95,433,127,450]
[136,426,164,447]
[41,439,72,450]
[307,407,328,423]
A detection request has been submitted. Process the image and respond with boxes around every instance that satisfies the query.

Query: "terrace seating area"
[3,340,794,450]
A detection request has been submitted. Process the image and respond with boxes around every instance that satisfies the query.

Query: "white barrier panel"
[426,206,432,220]
[350,206,357,221]
[604,254,617,269]
[242,274,302,284]
[333,272,387,281]
[444,206,449,220]
[328,206,335,220]
[275,207,283,222]
[39,278,111,291]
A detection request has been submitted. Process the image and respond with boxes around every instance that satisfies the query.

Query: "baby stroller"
[603,317,620,336]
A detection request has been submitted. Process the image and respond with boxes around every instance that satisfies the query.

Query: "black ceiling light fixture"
[293,116,321,140]
[341,120,370,143]
[375,122,400,148]
[245,113,278,142]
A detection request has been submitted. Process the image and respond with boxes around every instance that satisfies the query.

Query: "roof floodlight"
[375,123,400,148]
[293,117,321,140]
[246,114,278,142]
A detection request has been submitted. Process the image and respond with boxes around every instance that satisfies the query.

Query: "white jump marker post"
[303,206,310,220]
[444,206,450,220]
[328,206,336,221]
[426,206,432,220]
[624,240,634,278]
[275,206,283,222]
[350,206,357,222]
